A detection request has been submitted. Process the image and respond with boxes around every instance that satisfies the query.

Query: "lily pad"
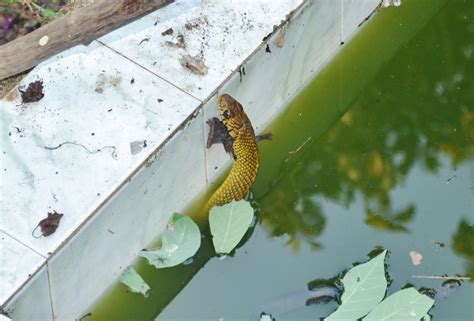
[326,250,387,320]
[119,266,150,297]
[140,213,201,268]
[209,200,254,254]
[363,288,434,320]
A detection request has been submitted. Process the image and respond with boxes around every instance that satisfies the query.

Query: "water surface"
[89,0,473,320]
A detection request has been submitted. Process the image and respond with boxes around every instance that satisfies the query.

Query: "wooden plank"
[0,0,173,80]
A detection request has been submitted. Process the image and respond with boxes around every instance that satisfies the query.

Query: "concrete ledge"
[1,0,382,319]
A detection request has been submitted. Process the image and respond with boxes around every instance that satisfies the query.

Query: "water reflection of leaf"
[451,220,474,278]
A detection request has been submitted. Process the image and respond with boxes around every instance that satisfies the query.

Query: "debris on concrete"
[33,211,64,237]
[165,33,186,49]
[179,54,208,75]
[130,140,148,155]
[19,80,44,103]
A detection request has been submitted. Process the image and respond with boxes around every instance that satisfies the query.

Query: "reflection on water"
[258,0,474,263]
[89,1,473,320]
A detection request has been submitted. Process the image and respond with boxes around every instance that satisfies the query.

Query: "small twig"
[44,141,117,159]
[288,136,312,155]
[412,275,471,281]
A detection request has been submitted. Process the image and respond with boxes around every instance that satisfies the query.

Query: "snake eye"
[223,110,231,119]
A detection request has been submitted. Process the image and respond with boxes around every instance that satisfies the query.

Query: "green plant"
[326,251,433,321]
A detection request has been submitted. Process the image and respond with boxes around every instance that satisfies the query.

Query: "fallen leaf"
[209,200,254,254]
[19,80,44,103]
[161,27,173,36]
[180,54,208,75]
[410,250,423,266]
[140,214,201,268]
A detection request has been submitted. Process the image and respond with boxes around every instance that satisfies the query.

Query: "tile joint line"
[0,229,47,260]
[96,40,203,103]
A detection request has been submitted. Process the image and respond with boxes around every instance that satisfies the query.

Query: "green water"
[89,0,473,320]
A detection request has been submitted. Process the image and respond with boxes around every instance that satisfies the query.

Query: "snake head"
[218,94,251,139]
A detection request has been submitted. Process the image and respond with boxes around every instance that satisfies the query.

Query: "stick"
[412,275,471,281]
[0,0,173,79]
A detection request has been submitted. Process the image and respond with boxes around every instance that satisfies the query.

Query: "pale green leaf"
[140,213,201,268]
[363,288,434,321]
[326,250,387,320]
[260,314,273,321]
[209,200,254,254]
[119,267,150,297]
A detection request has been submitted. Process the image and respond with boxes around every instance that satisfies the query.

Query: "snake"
[205,94,262,211]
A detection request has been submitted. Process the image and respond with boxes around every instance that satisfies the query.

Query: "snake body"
[206,94,260,210]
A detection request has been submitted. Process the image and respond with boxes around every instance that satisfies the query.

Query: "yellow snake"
[205,94,260,211]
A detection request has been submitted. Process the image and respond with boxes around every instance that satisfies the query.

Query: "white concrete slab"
[0,42,200,260]
[0,232,45,306]
[2,265,53,321]
[99,0,305,101]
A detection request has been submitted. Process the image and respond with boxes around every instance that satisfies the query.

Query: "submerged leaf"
[363,288,434,320]
[140,213,201,268]
[119,267,150,297]
[326,250,387,320]
[209,200,254,254]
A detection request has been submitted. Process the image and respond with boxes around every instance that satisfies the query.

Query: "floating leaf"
[209,200,254,254]
[363,288,434,320]
[119,267,150,297]
[326,250,387,320]
[140,213,201,268]
[260,313,274,321]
